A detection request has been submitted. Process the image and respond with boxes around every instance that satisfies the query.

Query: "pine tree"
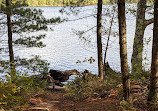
[0,0,61,73]
[5,0,14,67]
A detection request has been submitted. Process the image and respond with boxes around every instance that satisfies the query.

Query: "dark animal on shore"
[47,69,80,88]
[48,69,80,82]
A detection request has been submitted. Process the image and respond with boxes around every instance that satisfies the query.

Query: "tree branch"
[67,14,96,21]
[145,18,154,26]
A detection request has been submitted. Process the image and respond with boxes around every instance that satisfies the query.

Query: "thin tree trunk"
[103,11,115,71]
[6,0,15,67]
[131,0,146,74]
[97,0,104,81]
[147,0,158,105]
[118,0,130,101]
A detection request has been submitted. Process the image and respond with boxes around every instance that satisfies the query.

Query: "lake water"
[0,4,153,75]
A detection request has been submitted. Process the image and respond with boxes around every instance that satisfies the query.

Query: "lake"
[0,4,153,75]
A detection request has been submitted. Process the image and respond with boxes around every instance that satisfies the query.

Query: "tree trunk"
[118,0,130,101]
[6,0,15,67]
[103,12,114,71]
[97,0,104,81]
[147,0,158,105]
[131,0,146,75]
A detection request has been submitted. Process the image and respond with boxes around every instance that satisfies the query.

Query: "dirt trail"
[21,80,151,111]
[21,89,121,111]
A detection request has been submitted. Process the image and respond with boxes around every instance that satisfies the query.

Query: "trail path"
[21,89,121,111]
[21,80,150,111]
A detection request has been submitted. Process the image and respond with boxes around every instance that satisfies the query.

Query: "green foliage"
[130,69,150,80]
[66,73,107,100]
[0,0,139,7]
[66,68,121,100]
[104,66,121,85]
[0,1,60,109]
[147,96,158,109]
[0,2,52,109]
[15,55,50,74]
[0,58,50,110]
[120,98,137,110]
[15,35,46,48]
[0,0,62,48]
[0,61,26,110]
[0,80,26,109]
[76,57,95,64]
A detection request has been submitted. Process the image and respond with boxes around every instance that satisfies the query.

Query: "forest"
[25,0,138,6]
[0,0,138,6]
[0,0,157,111]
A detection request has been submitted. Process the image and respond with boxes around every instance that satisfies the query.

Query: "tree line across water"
[0,0,138,7]
[25,0,138,6]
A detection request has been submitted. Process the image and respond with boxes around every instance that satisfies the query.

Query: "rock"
[131,85,142,89]
[33,93,45,97]
[29,107,49,111]
[47,85,54,89]
[30,98,40,105]
[47,85,65,90]
[131,89,140,93]
[131,85,143,93]
[55,85,66,90]
[50,101,60,103]
[116,84,122,88]
[39,102,48,106]
[134,82,142,85]
[55,82,65,87]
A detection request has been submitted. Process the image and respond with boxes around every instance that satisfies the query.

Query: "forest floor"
[20,89,122,111]
[19,80,151,111]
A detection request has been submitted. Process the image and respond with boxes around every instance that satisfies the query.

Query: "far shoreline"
[25,3,137,8]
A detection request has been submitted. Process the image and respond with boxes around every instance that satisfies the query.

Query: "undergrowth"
[0,61,50,110]
[66,67,121,100]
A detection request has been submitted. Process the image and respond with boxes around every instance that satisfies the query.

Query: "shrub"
[130,69,150,81]
[0,61,27,110]
[120,98,137,110]
[66,68,121,100]
[0,60,50,110]
[66,73,104,100]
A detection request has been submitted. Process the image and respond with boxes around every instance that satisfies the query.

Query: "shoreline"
[24,2,137,8]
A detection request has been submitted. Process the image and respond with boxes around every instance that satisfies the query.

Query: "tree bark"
[97,0,104,81]
[118,0,130,101]
[131,0,147,75]
[147,0,158,105]
[6,0,15,67]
